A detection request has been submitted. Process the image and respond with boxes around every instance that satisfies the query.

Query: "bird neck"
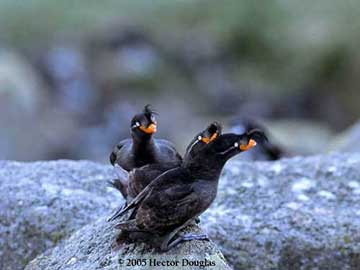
[132,134,156,160]
[183,155,225,181]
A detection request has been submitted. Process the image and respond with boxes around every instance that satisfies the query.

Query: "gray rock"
[25,218,232,270]
[0,160,120,270]
[4,154,360,270]
[202,153,360,270]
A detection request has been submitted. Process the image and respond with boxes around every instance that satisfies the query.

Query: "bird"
[109,105,182,171]
[110,129,267,251]
[230,117,285,160]
[108,122,222,210]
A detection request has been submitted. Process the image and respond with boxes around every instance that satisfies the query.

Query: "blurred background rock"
[0,0,359,162]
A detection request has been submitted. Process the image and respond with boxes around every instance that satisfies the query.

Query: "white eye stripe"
[187,139,200,154]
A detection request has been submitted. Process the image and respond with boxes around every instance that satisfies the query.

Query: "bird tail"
[115,219,139,231]
[108,183,152,222]
[108,203,127,222]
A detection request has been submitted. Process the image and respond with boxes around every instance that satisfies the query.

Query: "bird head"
[130,105,157,137]
[184,122,222,160]
[207,129,267,160]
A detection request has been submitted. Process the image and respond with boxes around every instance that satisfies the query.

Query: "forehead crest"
[143,105,157,116]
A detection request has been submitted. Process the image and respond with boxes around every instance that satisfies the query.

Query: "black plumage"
[109,105,182,171]
[108,122,222,210]
[111,129,266,250]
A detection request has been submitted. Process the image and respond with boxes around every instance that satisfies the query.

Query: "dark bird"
[110,129,266,251]
[230,117,284,160]
[109,122,222,202]
[109,105,182,171]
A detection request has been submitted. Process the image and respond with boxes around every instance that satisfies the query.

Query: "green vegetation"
[0,0,359,125]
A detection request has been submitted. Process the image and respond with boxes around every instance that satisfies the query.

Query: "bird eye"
[197,135,202,141]
[150,114,156,122]
[135,122,140,127]
[234,142,239,147]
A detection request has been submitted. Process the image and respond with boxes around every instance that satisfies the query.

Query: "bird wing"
[115,194,200,234]
[135,182,201,232]
[127,162,179,199]
[109,167,181,222]
[108,181,154,222]
[155,139,183,163]
[109,139,131,165]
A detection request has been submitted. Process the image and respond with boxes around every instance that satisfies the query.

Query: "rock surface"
[0,160,120,270]
[202,153,360,270]
[3,154,360,270]
[25,217,232,270]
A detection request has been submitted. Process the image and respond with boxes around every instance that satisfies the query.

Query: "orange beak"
[139,123,157,134]
[201,132,218,144]
[240,139,257,151]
